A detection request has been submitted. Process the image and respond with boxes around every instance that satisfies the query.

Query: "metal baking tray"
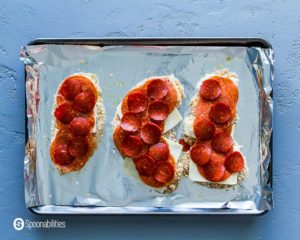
[24,38,273,215]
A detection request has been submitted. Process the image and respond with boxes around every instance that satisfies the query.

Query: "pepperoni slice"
[148,100,169,121]
[60,77,82,101]
[211,133,233,154]
[203,161,225,182]
[54,103,76,124]
[209,151,226,165]
[225,151,244,172]
[193,119,215,141]
[134,155,156,176]
[140,123,161,145]
[147,79,168,100]
[53,144,75,165]
[148,142,170,162]
[74,92,96,113]
[120,112,141,133]
[190,144,211,166]
[209,102,231,124]
[200,79,221,101]
[154,161,175,183]
[69,117,93,136]
[127,92,148,113]
[120,135,144,158]
[67,137,89,157]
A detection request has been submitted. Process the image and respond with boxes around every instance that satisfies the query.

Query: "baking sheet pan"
[22,38,273,215]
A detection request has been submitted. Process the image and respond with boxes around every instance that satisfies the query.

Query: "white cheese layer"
[164,137,183,162]
[117,105,182,134]
[189,160,238,185]
[163,107,182,133]
[184,115,237,139]
[184,69,238,139]
[183,116,196,138]
[186,70,243,185]
[188,144,243,185]
[124,137,183,183]
[117,75,183,133]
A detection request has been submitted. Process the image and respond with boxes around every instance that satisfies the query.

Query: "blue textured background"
[0,0,298,239]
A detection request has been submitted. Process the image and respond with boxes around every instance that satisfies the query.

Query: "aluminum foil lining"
[20,44,273,211]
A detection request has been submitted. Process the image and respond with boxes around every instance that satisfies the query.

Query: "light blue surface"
[0,0,298,239]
